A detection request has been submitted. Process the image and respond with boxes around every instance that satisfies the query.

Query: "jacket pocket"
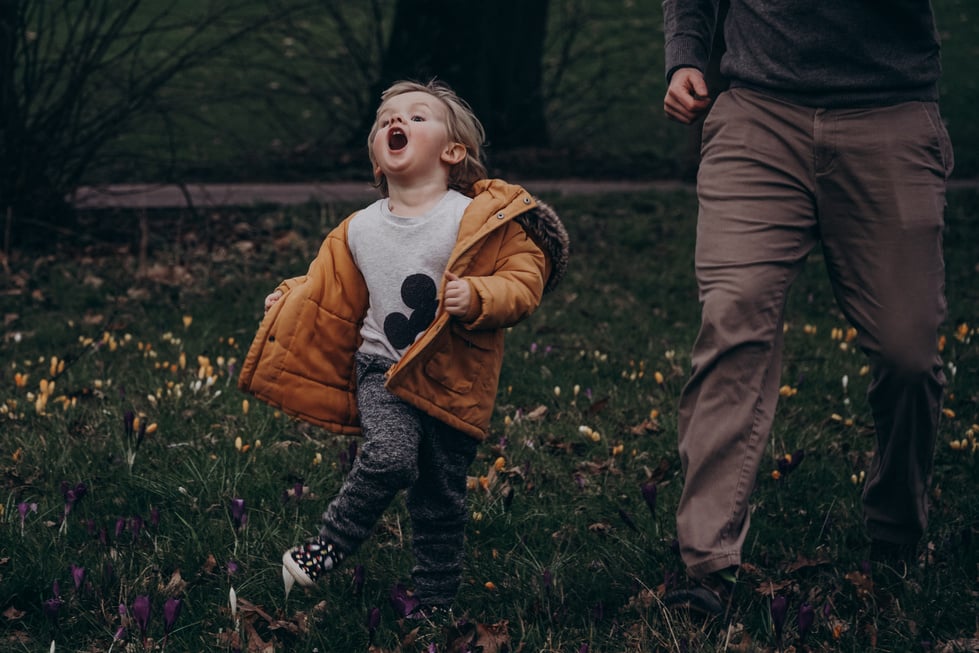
[423,323,498,394]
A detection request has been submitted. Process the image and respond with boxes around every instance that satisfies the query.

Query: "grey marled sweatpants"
[319,352,478,607]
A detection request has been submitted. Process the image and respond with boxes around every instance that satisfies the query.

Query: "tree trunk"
[367,0,550,150]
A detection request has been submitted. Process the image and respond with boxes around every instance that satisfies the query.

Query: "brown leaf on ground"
[577,460,613,476]
[214,630,241,650]
[159,569,188,597]
[784,553,830,573]
[642,457,672,483]
[3,606,26,620]
[629,417,661,435]
[844,570,874,600]
[587,397,610,414]
[200,553,218,575]
[624,587,659,611]
[445,620,511,653]
[936,639,979,652]
[753,578,795,596]
[242,618,275,653]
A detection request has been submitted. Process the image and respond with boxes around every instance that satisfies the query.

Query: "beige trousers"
[676,87,954,578]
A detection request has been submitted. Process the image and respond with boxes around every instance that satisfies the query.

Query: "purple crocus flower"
[42,597,63,623]
[227,560,240,576]
[124,410,135,438]
[367,606,381,630]
[388,583,420,618]
[293,481,304,501]
[797,602,815,642]
[60,481,87,524]
[150,506,161,528]
[353,564,365,595]
[115,517,126,539]
[18,501,37,523]
[542,569,553,593]
[131,595,151,641]
[71,564,85,592]
[163,597,182,635]
[130,515,144,541]
[641,482,657,518]
[770,595,788,643]
[367,606,381,644]
[230,498,246,529]
[17,501,37,535]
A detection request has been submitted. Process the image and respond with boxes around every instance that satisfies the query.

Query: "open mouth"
[388,128,408,151]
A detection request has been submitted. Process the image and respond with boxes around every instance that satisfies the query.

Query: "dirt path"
[69,179,694,209]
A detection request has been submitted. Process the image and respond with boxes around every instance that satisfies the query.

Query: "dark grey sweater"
[663,0,942,107]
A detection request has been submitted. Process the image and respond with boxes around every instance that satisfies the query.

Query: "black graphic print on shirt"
[384,273,438,350]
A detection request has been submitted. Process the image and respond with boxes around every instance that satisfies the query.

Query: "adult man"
[661,0,954,617]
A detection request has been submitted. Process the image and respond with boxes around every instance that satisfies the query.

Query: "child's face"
[371,91,464,188]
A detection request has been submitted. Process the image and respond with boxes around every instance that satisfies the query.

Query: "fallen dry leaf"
[3,606,26,620]
[159,569,188,597]
[445,620,510,653]
[844,570,874,600]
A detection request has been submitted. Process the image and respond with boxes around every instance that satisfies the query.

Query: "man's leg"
[815,101,952,548]
[676,89,820,578]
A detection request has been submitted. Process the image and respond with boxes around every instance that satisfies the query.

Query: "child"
[238,79,568,615]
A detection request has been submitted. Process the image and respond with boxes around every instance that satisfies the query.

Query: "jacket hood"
[515,199,569,294]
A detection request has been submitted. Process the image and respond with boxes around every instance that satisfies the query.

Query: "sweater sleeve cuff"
[665,36,709,82]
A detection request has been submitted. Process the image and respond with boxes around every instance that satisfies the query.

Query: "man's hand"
[664,67,712,124]
[443,272,471,318]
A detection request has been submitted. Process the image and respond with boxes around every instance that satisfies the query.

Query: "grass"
[2,188,978,652]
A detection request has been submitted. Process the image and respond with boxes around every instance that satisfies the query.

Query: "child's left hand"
[443,272,472,318]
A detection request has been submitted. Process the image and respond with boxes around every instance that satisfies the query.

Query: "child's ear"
[441,142,467,165]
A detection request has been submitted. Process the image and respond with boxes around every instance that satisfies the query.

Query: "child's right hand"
[264,290,283,313]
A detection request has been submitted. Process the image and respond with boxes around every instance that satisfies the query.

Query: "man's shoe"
[663,567,737,619]
[869,539,917,578]
[281,537,344,596]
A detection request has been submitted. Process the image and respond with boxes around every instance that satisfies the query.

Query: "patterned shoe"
[281,538,344,597]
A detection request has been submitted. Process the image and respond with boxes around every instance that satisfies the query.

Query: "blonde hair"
[368,79,487,197]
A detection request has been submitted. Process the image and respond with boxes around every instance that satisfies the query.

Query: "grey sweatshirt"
[663,0,942,107]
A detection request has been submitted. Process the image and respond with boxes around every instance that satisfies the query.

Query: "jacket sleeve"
[663,0,720,81]
[462,221,547,331]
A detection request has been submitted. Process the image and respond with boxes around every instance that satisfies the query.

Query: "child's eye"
[379,119,390,127]
[411,115,425,122]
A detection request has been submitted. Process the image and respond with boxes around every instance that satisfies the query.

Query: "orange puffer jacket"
[237,179,569,440]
